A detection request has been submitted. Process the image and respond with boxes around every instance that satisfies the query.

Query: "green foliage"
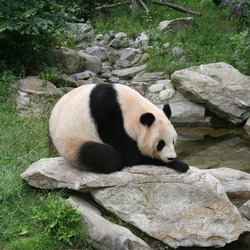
[0,0,72,73]
[38,68,62,86]
[221,0,250,32]
[32,195,90,246]
[0,71,18,102]
[229,29,250,73]
[94,0,249,75]
[0,73,90,249]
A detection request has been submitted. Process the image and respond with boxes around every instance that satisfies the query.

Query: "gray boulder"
[21,157,250,249]
[244,117,250,135]
[116,48,142,68]
[159,17,194,32]
[60,49,102,74]
[17,76,62,96]
[78,51,102,74]
[171,62,250,125]
[67,196,151,250]
[112,64,147,79]
[169,101,206,125]
[135,32,149,49]
[132,72,168,82]
[15,76,62,116]
[203,167,250,199]
[85,46,109,61]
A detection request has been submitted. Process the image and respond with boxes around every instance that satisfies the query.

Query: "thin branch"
[95,1,130,10]
[138,0,150,13]
[151,0,202,16]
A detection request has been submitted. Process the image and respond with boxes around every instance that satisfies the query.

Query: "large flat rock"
[21,157,250,248]
[171,62,250,125]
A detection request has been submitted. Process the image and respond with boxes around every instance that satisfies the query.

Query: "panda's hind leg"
[78,142,124,173]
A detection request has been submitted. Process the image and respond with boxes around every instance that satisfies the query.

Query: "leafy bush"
[0,71,18,102]
[32,195,89,246]
[229,29,250,73]
[0,0,71,73]
[221,0,250,31]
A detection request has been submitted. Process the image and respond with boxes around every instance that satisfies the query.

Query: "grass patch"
[94,0,249,75]
[0,72,91,249]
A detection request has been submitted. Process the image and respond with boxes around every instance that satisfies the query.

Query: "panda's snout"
[167,157,176,161]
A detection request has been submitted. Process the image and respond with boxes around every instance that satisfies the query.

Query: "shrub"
[33,195,90,247]
[221,0,250,31]
[0,0,71,73]
[229,29,250,74]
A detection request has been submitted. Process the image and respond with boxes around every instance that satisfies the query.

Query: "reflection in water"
[176,127,250,173]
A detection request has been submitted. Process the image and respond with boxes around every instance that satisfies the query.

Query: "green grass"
[94,0,249,75]
[0,74,90,249]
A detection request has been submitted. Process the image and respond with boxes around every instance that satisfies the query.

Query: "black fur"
[156,140,165,151]
[140,113,155,127]
[77,84,189,173]
[78,142,124,173]
[163,104,171,118]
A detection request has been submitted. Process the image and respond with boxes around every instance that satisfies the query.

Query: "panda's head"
[138,104,177,163]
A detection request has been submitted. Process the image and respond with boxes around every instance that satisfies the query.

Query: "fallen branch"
[138,0,150,13]
[95,1,130,10]
[151,0,202,16]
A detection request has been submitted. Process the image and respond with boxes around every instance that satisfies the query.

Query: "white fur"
[49,84,177,167]
[115,84,177,162]
[49,84,102,167]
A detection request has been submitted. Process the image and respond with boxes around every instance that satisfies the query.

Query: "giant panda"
[49,83,189,173]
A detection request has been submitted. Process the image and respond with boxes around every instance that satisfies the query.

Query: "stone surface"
[55,74,79,88]
[59,49,102,74]
[239,200,250,220]
[85,46,109,61]
[244,117,250,135]
[135,32,149,49]
[71,70,96,80]
[17,76,62,96]
[115,32,127,40]
[21,157,250,248]
[171,62,250,125]
[132,72,168,82]
[159,17,194,32]
[67,196,151,250]
[159,88,175,101]
[59,49,86,74]
[91,167,250,248]
[116,48,142,68]
[148,83,165,93]
[112,64,147,79]
[78,51,102,74]
[109,38,129,49]
[169,101,205,124]
[15,77,62,116]
[203,168,250,199]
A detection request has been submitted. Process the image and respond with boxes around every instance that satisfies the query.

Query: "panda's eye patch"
[157,140,165,151]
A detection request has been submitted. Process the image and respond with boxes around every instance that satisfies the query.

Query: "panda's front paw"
[167,159,189,173]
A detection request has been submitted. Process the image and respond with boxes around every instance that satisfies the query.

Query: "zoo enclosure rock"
[15,76,62,116]
[159,17,194,32]
[21,157,250,249]
[67,196,151,250]
[171,62,250,125]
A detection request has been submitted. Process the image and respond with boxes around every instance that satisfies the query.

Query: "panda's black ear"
[140,113,155,127]
[163,104,171,118]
